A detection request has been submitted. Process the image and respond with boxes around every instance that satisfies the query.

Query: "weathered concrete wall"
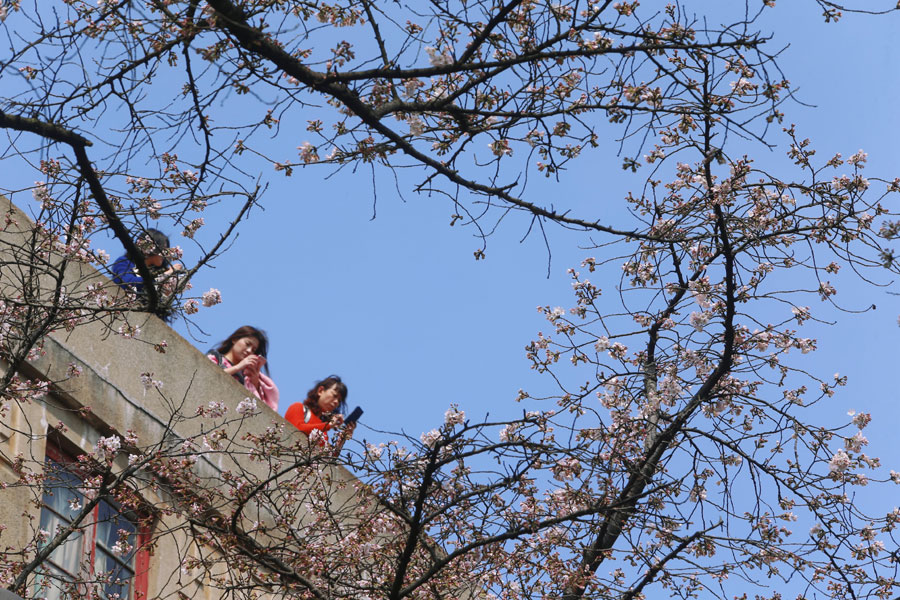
[0,195,364,599]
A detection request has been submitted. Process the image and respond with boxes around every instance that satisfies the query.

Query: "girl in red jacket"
[285,375,354,447]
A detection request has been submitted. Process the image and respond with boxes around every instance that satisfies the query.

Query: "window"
[34,442,150,600]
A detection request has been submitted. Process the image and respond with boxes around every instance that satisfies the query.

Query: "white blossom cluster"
[95,435,121,462]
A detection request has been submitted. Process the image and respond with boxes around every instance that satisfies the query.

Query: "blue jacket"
[110,255,145,293]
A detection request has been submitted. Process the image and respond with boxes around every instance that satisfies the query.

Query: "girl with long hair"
[208,325,279,411]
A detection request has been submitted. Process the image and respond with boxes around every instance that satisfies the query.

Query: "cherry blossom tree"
[2,1,900,600]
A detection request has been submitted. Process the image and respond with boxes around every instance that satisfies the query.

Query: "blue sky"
[166,4,900,468]
[3,2,899,468]
[1,4,898,595]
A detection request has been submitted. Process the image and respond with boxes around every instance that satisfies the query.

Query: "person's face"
[316,385,342,414]
[145,254,164,267]
[232,336,259,361]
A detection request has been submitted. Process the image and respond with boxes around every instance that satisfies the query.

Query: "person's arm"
[285,404,330,437]
[208,353,239,375]
[245,370,279,411]
[332,421,356,451]
[111,256,143,290]
[223,354,260,377]
[208,353,260,381]
[222,362,245,377]
[243,355,263,387]
[155,262,184,285]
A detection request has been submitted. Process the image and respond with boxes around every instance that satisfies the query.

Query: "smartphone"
[345,406,363,424]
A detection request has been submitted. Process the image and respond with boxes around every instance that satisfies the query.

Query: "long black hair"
[137,228,170,259]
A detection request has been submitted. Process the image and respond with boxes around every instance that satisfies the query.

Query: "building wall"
[0,195,365,599]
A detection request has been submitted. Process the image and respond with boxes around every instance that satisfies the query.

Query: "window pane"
[32,562,79,600]
[41,466,83,520]
[37,452,142,600]
[39,463,85,579]
[96,500,136,600]
[38,507,84,579]
[96,500,137,558]
[95,547,134,600]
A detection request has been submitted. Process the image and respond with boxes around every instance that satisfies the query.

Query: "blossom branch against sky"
[1,2,900,600]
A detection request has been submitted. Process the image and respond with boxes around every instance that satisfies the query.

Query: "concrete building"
[0,195,366,600]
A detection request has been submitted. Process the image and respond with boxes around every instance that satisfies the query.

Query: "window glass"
[38,466,85,589]
[95,500,137,600]
[35,451,142,600]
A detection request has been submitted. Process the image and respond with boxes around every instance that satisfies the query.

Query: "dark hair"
[137,228,170,257]
[215,325,270,374]
[304,375,348,421]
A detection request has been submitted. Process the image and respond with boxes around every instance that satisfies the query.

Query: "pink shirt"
[208,354,279,411]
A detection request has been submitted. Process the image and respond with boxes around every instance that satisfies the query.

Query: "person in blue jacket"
[111,228,182,295]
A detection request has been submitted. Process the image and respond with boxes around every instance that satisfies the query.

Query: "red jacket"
[285,403,331,443]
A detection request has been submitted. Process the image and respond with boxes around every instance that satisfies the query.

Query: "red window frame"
[36,440,151,600]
